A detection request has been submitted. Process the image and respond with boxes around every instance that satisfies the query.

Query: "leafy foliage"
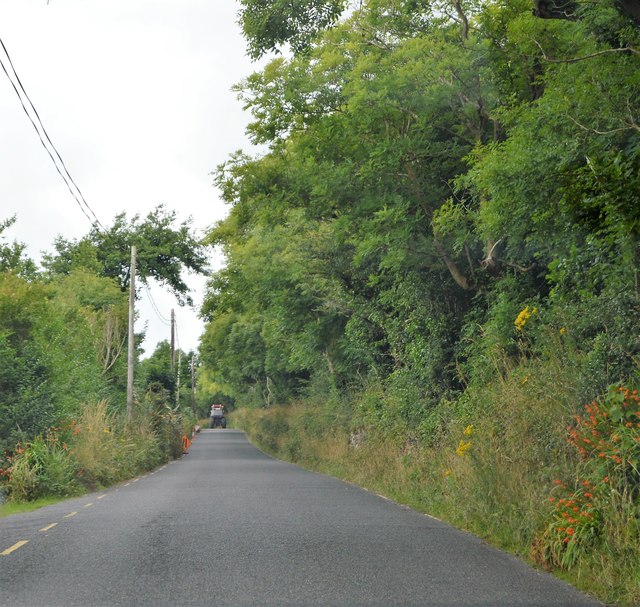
[202,0,639,600]
[239,0,346,58]
[43,205,208,305]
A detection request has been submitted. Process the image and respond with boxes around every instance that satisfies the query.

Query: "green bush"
[4,431,78,501]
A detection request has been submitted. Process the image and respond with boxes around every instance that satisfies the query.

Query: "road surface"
[0,429,601,606]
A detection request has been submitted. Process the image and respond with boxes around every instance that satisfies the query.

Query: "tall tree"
[43,205,209,306]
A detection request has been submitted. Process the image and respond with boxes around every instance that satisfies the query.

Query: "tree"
[43,205,209,306]
[0,216,37,278]
[239,0,346,58]
[204,0,639,413]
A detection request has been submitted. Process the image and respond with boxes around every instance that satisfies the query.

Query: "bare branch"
[450,0,469,39]
[531,38,640,62]
[498,258,537,273]
[567,113,640,135]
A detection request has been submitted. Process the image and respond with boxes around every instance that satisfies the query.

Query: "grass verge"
[231,375,639,606]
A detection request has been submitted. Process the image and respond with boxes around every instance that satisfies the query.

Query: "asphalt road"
[0,429,601,607]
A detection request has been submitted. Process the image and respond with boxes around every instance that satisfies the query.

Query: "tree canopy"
[202,0,639,408]
[42,205,208,306]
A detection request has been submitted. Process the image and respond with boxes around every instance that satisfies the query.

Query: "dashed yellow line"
[64,511,78,518]
[132,478,139,483]
[83,503,93,508]
[39,523,58,532]
[97,494,107,500]
[1,541,29,556]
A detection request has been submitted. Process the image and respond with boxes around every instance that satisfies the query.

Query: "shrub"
[3,430,78,501]
[537,386,640,570]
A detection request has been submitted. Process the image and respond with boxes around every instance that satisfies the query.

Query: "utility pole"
[170,308,176,372]
[126,245,136,422]
[176,349,182,406]
[190,354,196,414]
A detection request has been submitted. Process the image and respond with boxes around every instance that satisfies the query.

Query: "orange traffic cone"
[182,434,191,454]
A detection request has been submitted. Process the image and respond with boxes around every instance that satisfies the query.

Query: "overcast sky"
[0,0,262,356]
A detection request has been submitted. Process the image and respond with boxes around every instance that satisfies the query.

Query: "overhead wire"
[1,36,186,347]
[0,36,105,232]
[143,282,172,326]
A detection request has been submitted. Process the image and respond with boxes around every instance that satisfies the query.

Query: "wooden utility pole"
[170,308,176,372]
[190,354,196,414]
[126,245,136,422]
[176,349,182,406]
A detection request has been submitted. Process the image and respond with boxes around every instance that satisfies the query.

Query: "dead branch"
[531,38,640,62]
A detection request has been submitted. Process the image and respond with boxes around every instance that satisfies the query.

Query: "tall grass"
[1,399,188,502]
[233,352,640,605]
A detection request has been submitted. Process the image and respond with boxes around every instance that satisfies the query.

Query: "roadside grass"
[232,355,640,606]
[1,399,193,508]
[0,496,70,519]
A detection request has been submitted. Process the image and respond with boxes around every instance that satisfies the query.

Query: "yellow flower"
[559,327,567,335]
[463,424,473,436]
[514,306,531,331]
[456,440,472,457]
[444,469,452,478]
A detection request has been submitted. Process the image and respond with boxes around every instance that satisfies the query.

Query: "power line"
[143,282,172,326]
[0,36,105,232]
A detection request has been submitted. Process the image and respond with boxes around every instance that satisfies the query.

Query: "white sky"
[0,0,262,356]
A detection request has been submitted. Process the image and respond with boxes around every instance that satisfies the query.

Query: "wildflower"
[444,469,452,478]
[463,424,473,436]
[514,306,532,331]
[455,440,472,457]
[559,327,567,335]
[566,527,575,535]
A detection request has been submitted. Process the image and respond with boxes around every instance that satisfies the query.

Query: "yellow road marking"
[97,494,106,500]
[64,511,78,518]
[39,523,58,532]
[1,541,29,556]
[124,482,131,486]
[83,503,93,508]
[132,478,139,483]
